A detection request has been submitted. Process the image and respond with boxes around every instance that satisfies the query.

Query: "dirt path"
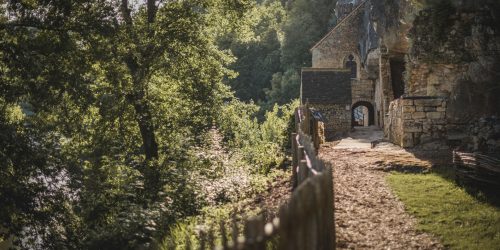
[320,127,443,249]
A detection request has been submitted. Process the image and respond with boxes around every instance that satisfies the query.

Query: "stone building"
[301,0,500,152]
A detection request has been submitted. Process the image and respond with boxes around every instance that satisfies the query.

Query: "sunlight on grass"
[387,172,500,250]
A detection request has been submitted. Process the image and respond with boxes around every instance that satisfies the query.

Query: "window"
[345,54,357,79]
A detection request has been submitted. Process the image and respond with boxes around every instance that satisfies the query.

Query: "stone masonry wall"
[386,97,448,149]
[352,79,374,105]
[311,103,350,139]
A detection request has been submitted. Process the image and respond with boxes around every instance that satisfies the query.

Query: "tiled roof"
[301,68,352,104]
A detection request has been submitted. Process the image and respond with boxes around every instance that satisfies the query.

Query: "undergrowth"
[162,169,288,249]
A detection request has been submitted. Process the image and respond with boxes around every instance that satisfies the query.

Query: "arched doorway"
[352,101,375,127]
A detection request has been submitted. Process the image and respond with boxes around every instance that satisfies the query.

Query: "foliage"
[387,172,500,250]
[217,99,299,173]
[162,168,288,249]
[221,0,336,106]
[263,69,301,109]
[0,0,302,248]
[220,0,285,102]
[0,0,250,248]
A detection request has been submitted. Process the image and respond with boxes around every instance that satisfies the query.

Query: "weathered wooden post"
[325,166,335,250]
[299,160,307,185]
[185,233,192,250]
[292,133,298,188]
[294,107,300,132]
[220,221,228,250]
[199,230,206,250]
[297,143,305,184]
[304,105,311,135]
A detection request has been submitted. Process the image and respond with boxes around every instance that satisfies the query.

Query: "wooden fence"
[187,106,334,250]
[453,150,500,189]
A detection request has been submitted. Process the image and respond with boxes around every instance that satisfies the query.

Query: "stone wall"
[311,104,351,139]
[386,97,448,149]
[351,79,374,105]
[405,63,467,96]
[464,116,500,154]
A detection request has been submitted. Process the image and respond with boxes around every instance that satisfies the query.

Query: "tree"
[220,0,285,102]
[264,0,336,105]
[0,0,250,248]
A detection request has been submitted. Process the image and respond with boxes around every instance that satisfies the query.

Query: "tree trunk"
[124,52,159,161]
[132,96,159,160]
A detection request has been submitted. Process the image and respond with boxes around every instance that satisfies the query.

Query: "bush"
[217,99,298,173]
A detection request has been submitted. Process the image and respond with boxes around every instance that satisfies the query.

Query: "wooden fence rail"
[184,106,334,250]
[453,150,500,188]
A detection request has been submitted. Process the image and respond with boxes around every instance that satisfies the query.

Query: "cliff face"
[371,0,422,54]
[405,1,500,152]
[375,0,500,151]
[409,1,500,116]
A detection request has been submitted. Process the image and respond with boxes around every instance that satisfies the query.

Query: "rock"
[427,112,444,119]
[412,112,426,119]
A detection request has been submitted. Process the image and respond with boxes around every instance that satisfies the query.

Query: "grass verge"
[386,172,500,250]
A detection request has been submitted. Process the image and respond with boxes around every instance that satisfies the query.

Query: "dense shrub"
[218,99,298,173]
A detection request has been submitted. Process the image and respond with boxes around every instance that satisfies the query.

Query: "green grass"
[387,172,500,250]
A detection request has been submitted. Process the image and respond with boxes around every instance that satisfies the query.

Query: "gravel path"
[320,127,443,249]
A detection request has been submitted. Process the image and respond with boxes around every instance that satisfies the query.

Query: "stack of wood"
[453,151,500,190]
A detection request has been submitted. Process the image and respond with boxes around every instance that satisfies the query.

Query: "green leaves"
[1,0,250,248]
[217,99,298,173]
[220,0,336,105]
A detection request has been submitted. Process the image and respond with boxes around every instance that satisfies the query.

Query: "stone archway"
[352,101,375,127]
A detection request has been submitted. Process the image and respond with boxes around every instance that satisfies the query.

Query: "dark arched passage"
[351,101,375,127]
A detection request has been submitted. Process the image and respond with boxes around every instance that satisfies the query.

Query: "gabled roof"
[310,0,368,51]
[301,69,352,104]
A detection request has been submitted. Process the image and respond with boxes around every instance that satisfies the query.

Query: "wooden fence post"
[325,167,335,250]
[294,108,300,132]
[299,160,307,185]
[304,107,311,135]
[231,215,238,250]
[185,233,192,250]
[292,133,298,188]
